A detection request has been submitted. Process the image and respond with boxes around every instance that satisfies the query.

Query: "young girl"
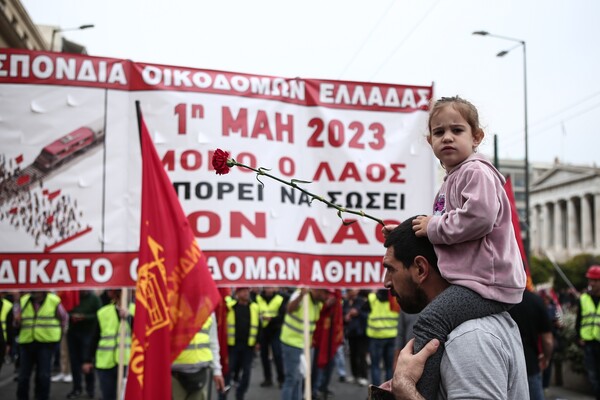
[409,96,527,399]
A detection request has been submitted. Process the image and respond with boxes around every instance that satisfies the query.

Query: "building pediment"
[531,165,600,192]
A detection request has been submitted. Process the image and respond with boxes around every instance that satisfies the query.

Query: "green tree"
[529,256,553,285]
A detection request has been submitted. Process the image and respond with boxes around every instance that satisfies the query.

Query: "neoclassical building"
[530,163,600,261]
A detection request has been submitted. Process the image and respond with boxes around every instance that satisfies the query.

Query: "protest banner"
[0,48,435,289]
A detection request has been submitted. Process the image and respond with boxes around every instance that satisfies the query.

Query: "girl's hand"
[382,224,398,238]
[412,216,431,237]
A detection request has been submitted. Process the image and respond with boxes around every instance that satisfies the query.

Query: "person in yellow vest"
[576,265,600,400]
[279,287,329,400]
[172,312,225,400]
[82,289,133,400]
[14,291,69,400]
[256,287,287,388]
[219,287,259,400]
[364,288,398,385]
[0,292,15,375]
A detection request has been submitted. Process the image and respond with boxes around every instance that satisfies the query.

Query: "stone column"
[595,193,600,252]
[581,195,593,250]
[567,197,578,251]
[554,200,564,252]
[531,204,540,252]
[542,203,551,250]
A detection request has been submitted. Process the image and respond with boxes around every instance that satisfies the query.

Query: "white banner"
[0,49,435,289]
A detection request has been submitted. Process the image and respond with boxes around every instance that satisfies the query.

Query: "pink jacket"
[427,153,526,304]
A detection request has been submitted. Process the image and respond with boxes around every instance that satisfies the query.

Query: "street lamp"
[50,24,95,52]
[473,30,530,266]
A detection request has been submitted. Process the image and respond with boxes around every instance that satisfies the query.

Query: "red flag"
[504,176,534,291]
[388,290,400,312]
[57,290,81,312]
[15,154,23,164]
[313,290,344,368]
[47,189,61,201]
[125,104,221,399]
[215,287,231,376]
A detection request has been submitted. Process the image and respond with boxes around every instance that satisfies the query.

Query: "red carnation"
[212,149,231,175]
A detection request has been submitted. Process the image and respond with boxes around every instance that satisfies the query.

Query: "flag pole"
[135,100,143,145]
[117,288,129,399]
[303,291,312,400]
[119,100,141,398]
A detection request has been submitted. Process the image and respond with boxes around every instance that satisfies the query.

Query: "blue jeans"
[68,329,95,395]
[368,337,394,385]
[311,347,334,396]
[334,344,346,377]
[260,330,284,384]
[527,372,545,400]
[221,344,254,400]
[97,367,118,400]
[17,341,55,400]
[583,341,600,399]
[281,343,303,400]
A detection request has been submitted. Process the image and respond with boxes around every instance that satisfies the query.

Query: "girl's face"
[428,105,481,171]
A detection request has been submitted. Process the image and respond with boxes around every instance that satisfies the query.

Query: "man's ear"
[412,255,430,284]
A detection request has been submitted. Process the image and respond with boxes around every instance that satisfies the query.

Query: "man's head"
[31,291,47,302]
[383,216,446,313]
[346,289,359,300]
[310,288,330,303]
[105,289,121,303]
[235,287,251,303]
[586,265,600,295]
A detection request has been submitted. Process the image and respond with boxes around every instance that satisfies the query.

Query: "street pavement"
[0,354,595,400]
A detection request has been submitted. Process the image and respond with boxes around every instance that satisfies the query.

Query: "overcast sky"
[20,0,600,167]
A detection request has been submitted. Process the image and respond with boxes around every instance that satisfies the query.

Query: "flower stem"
[229,159,385,226]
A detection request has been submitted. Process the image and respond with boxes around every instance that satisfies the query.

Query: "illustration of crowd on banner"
[0,153,86,250]
[0,48,435,290]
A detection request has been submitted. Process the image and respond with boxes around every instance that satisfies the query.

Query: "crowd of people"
[0,273,598,400]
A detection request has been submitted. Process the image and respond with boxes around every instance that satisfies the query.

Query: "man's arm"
[539,331,554,371]
[207,313,225,392]
[286,289,306,313]
[391,338,439,400]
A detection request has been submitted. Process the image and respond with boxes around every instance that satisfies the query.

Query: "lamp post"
[50,24,95,52]
[473,30,530,265]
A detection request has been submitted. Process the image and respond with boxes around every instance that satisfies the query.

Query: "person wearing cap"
[576,265,600,400]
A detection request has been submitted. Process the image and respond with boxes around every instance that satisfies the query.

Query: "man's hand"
[412,216,431,238]
[213,374,225,392]
[82,362,94,374]
[391,338,440,400]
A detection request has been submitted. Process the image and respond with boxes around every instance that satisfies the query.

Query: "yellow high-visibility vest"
[173,316,213,365]
[0,298,13,342]
[280,291,322,349]
[256,294,284,328]
[226,300,259,346]
[580,293,600,341]
[95,304,132,369]
[366,293,398,339]
[19,293,61,344]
